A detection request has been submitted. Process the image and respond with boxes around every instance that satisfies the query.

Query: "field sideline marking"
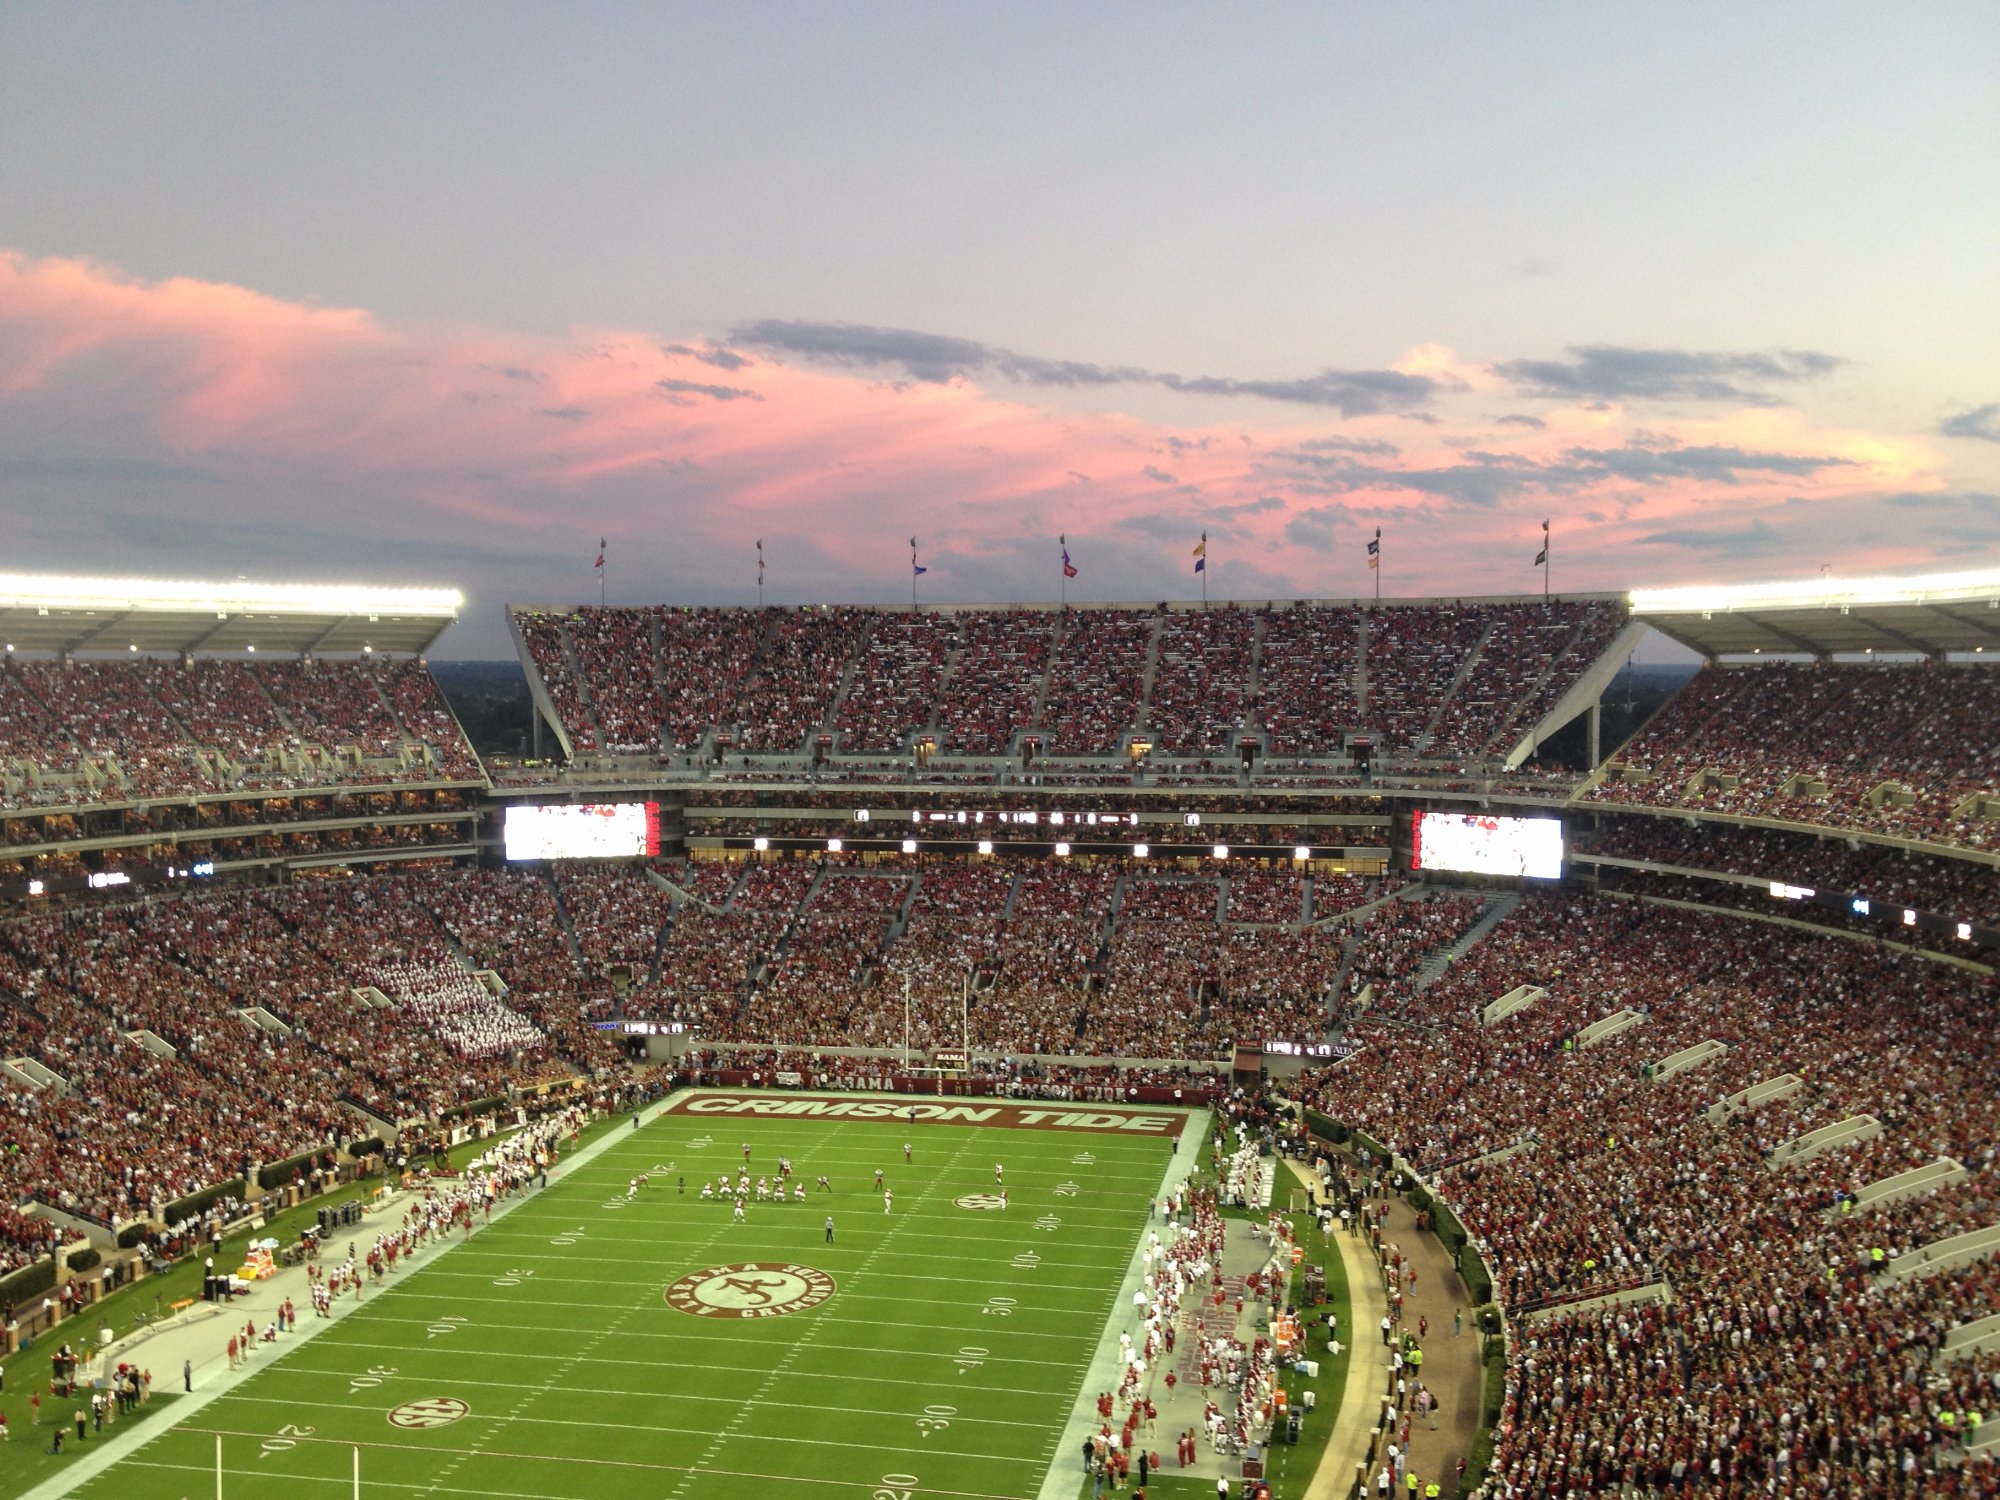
[1033,1107,1210,1500]
[24,1106,657,1500]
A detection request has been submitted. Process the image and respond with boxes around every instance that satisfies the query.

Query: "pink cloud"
[0,249,1971,612]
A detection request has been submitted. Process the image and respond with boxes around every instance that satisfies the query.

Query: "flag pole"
[1059,535,1066,609]
[1375,528,1382,605]
[910,537,919,613]
[1201,531,1208,608]
[757,539,765,610]
[1543,519,1551,601]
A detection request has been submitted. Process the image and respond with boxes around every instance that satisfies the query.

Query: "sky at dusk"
[2,4,1996,657]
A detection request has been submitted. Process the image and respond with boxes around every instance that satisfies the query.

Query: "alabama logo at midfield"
[664,1262,837,1319]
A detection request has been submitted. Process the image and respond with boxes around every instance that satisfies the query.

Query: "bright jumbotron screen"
[1410,810,1563,880]
[504,801,659,861]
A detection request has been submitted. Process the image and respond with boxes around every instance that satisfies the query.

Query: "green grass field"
[61,1099,1192,1500]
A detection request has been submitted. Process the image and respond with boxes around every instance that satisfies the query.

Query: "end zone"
[658,1088,1197,1138]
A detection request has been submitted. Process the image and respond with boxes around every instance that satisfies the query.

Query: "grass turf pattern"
[70,1104,1187,1500]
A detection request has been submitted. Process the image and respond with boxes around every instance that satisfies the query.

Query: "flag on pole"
[1533,518,1549,566]
[1192,533,1207,573]
[911,537,927,577]
[1061,535,1078,579]
[757,539,764,576]
[594,538,605,570]
[1366,529,1380,570]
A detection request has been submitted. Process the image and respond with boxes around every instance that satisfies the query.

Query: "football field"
[66,1095,1195,1500]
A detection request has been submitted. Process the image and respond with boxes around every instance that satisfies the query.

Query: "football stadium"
[0,566,1992,1500]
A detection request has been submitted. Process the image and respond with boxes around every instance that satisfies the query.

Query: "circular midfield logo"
[388,1397,469,1429]
[664,1262,836,1319]
[954,1193,1007,1211]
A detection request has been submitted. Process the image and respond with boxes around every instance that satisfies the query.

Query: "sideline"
[18,1105,648,1500]
[1034,1110,1208,1500]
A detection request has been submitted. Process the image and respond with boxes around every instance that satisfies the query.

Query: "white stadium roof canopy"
[1630,566,2000,659]
[0,574,463,657]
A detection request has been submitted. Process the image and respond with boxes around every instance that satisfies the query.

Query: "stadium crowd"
[0,656,481,812]
[1589,661,2000,851]
[509,598,1627,771]
[1293,892,2000,1495]
[1579,816,2000,928]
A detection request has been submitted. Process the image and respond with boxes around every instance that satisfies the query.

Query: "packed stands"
[1042,609,1154,755]
[509,598,1629,774]
[1587,661,2000,850]
[1296,891,2000,1496]
[0,655,481,812]
[732,606,872,752]
[1259,604,1364,756]
[937,611,1057,755]
[835,613,956,753]
[1151,606,1257,755]
[1580,816,2000,929]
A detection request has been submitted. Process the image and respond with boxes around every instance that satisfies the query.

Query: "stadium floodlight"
[1630,565,2000,616]
[827,838,843,853]
[1213,844,1230,860]
[752,837,769,852]
[0,573,464,618]
[1294,845,1312,861]
[1133,842,1149,858]
[976,839,993,855]
[901,838,918,854]
[1054,841,1070,857]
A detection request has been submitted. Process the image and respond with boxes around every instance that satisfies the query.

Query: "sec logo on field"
[664,1262,837,1319]
[388,1397,469,1429]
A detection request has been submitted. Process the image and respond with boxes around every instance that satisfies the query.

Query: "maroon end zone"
[669,1091,1195,1136]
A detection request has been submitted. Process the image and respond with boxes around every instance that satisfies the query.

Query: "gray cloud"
[656,377,762,402]
[1283,506,1344,552]
[1214,495,1286,518]
[1293,435,1402,458]
[730,318,1440,416]
[1142,464,1177,484]
[1259,438,1852,509]
[1939,403,2000,444]
[537,405,591,422]
[1117,511,1200,541]
[663,343,752,372]
[1494,345,1846,405]
[1493,413,1546,430]
[1564,444,1852,484]
[1633,519,1788,556]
